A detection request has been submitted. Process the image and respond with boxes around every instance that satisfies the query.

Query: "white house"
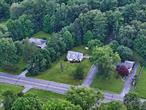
[29,38,47,49]
[67,51,83,62]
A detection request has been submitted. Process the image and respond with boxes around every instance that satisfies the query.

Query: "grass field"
[31,46,91,85]
[133,66,146,98]
[33,31,51,39]
[0,83,23,100]
[34,58,91,85]
[0,83,63,101]
[91,74,124,93]
[27,89,64,101]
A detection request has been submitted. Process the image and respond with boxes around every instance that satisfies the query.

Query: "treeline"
[2,87,146,110]
[0,0,146,74]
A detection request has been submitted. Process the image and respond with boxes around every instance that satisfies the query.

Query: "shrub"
[73,64,84,80]
[116,64,129,76]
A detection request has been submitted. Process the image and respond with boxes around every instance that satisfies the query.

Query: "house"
[124,60,135,73]
[29,38,47,49]
[67,51,84,62]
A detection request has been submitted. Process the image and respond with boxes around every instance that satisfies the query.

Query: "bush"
[117,45,133,61]
[73,64,84,80]
[116,64,129,76]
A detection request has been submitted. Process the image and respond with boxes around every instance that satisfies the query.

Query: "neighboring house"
[29,38,47,49]
[124,60,135,73]
[67,51,84,62]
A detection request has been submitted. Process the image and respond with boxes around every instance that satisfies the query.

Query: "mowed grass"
[91,74,124,93]
[33,31,51,39]
[134,66,146,98]
[27,89,64,101]
[32,46,91,85]
[0,83,63,101]
[34,58,91,85]
[0,83,23,99]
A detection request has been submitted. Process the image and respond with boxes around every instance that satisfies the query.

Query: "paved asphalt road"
[0,63,142,102]
[0,72,70,94]
[120,63,138,97]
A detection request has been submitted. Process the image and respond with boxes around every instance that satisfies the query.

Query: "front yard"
[133,66,146,98]
[91,74,124,93]
[31,46,91,85]
[33,57,91,85]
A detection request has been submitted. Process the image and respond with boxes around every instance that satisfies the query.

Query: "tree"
[73,64,84,80]
[11,94,43,110]
[116,64,129,76]
[99,101,126,110]
[100,0,118,12]
[87,39,103,50]
[134,35,146,62]
[141,102,146,110]
[43,14,52,33]
[66,87,103,110]
[0,0,9,21]
[2,91,18,110]
[117,45,133,61]
[117,25,137,48]
[62,30,74,50]
[0,38,17,66]
[83,30,93,45]
[43,99,82,110]
[109,40,119,52]
[91,46,121,78]
[124,92,141,110]
[122,3,139,23]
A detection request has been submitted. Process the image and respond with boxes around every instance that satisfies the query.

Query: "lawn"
[0,59,26,75]
[31,46,91,85]
[33,58,91,85]
[72,45,90,55]
[0,83,23,100]
[133,66,146,98]
[27,89,64,101]
[33,31,51,39]
[91,74,124,93]
[0,83,63,100]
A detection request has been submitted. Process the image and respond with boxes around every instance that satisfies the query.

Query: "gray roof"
[67,51,83,61]
[29,38,47,49]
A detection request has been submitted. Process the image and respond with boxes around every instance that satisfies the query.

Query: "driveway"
[82,65,97,87]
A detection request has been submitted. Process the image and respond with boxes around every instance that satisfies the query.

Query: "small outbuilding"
[124,60,135,73]
[67,51,83,62]
[29,38,47,49]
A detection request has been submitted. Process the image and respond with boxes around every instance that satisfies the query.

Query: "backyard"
[33,31,51,39]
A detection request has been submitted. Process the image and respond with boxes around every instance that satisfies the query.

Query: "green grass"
[134,66,146,98]
[72,45,90,55]
[27,89,64,101]
[0,59,26,75]
[91,74,124,93]
[33,31,51,39]
[33,58,91,85]
[0,83,23,99]
[30,46,91,85]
